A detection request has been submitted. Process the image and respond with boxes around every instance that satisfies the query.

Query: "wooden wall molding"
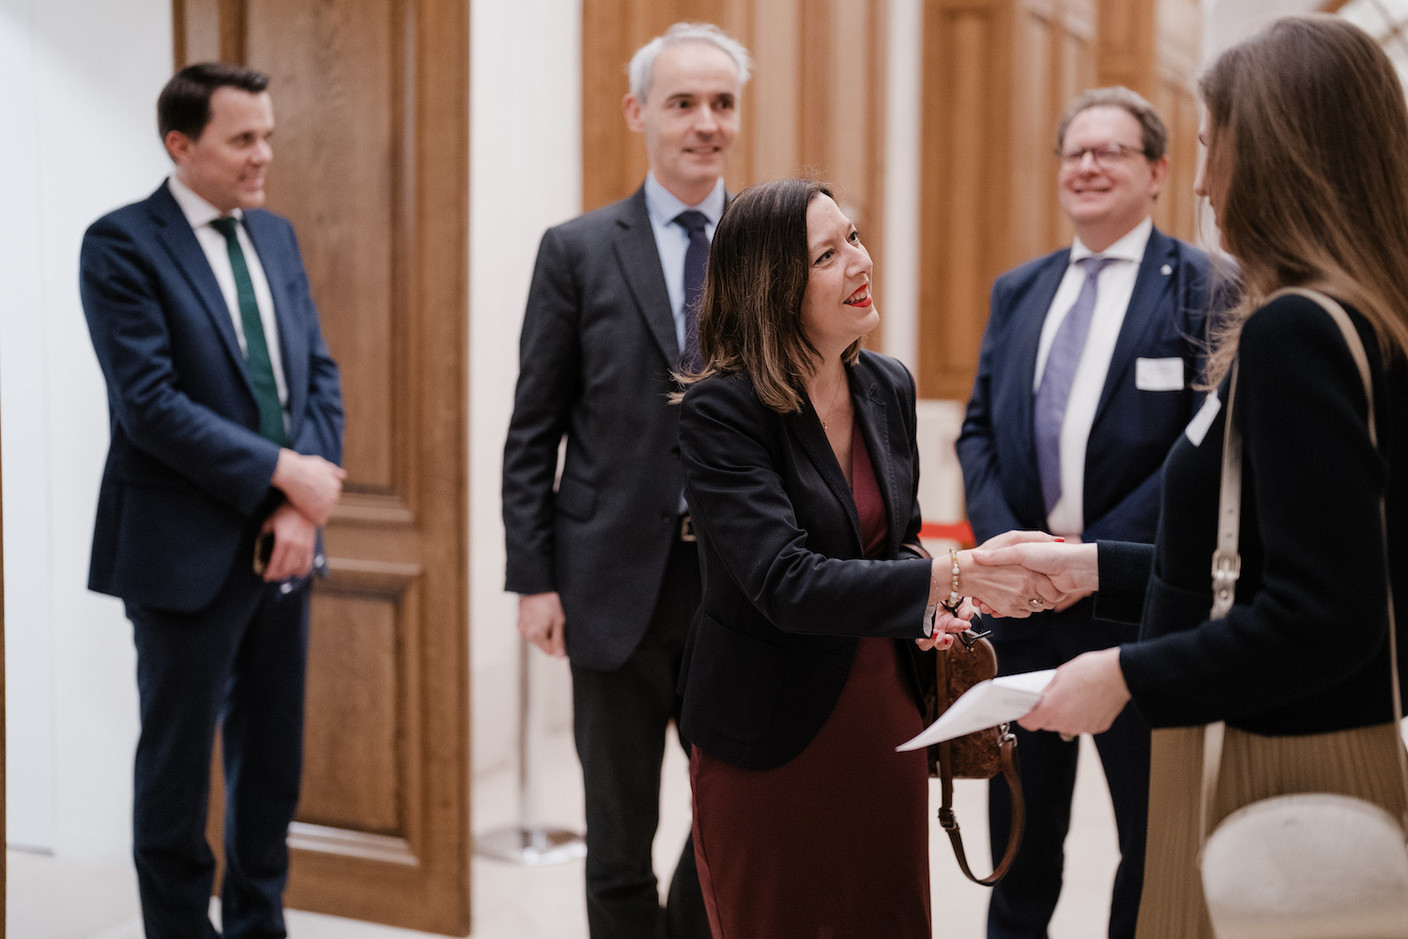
[918,0,1200,400]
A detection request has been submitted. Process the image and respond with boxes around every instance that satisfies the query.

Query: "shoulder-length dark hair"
[1200,13,1408,384]
[680,177,861,413]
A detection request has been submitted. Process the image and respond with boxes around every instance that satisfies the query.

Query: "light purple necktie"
[1035,256,1115,514]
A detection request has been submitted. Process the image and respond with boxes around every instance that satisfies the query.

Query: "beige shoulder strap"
[1203,286,1407,835]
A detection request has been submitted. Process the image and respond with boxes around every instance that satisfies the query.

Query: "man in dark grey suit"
[502,22,751,939]
[957,87,1217,939]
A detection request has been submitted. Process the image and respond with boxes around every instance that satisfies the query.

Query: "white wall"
[1,0,171,862]
[882,0,923,372]
[467,0,582,789]
[1203,0,1325,58]
[1,0,54,852]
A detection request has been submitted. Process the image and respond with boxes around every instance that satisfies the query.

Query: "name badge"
[1185,392,1221,447]
[1136,357,1185,391]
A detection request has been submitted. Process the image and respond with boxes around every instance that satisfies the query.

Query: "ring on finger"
[1029,596,1047,610]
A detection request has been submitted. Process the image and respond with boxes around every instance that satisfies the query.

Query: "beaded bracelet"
[942,546,963,613]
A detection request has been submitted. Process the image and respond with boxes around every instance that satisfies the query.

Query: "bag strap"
[934,648,1025,885]
[1201,286,1407,838]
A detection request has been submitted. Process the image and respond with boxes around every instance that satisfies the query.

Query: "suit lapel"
[1094,227,1177,420]
[611,188,680,364]
[147,184,247,374]
[787,366,874,553]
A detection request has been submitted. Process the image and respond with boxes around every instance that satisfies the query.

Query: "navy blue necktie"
[674,210,710,370]
[211,216,288,446]
[1034,256,1114,514]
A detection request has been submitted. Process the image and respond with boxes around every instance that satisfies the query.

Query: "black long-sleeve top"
[1097,293,1408,735]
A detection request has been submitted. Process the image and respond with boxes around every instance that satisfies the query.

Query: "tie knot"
[1078,255,1114,278]
[674,210,709,236]
[211,216,240,241]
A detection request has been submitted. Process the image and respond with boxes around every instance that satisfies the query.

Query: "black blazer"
[1098,295,1408,735]
[503,185,700,670]
[678,351,933,770]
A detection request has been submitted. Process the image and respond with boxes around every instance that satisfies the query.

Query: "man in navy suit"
[80,63,344,939]
[957,87,1217,939]
[502,22,750,939]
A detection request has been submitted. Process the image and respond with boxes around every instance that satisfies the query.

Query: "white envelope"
[896,669,1056,751]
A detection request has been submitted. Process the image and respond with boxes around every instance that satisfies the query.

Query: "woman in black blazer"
[970,17,1408,937]
[677,178,1057,938]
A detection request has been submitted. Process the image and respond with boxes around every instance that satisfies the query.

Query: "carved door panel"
[176,0,471,932]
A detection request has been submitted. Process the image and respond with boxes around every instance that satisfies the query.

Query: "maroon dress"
[690,424,931,938]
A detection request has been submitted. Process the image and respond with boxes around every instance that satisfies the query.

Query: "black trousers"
[128,566,311,939]
[987,621,1150,939]
[569,537,709,939]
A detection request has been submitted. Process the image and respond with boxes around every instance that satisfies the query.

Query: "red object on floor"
[920,521,974,546]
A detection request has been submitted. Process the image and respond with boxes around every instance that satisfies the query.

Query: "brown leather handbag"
[927,626,1025,885]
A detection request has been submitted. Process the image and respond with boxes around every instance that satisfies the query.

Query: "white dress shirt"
[642,173,726,350]
[167,175,290,415]
[1032,217,1153,536]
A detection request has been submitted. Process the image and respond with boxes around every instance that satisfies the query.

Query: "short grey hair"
[1056,86,1169,160]
[627,22,752,102]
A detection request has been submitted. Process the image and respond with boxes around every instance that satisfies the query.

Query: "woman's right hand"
[955,531,1070,618]
[969,539,1099,606]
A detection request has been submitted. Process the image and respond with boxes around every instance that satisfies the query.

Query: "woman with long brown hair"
[969,15,1408,936]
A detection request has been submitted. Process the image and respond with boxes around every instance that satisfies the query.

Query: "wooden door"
[175,1,471,933]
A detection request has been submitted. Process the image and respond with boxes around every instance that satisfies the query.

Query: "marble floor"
[8,732,1120,938]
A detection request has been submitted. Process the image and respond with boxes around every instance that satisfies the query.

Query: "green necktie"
[210,216,288,446]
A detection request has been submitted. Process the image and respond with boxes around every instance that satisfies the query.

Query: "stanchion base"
[476,826,587,866]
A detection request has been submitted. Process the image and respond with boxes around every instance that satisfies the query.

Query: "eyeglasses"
[1057,142,1147,169]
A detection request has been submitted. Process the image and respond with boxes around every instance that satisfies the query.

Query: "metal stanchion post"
[475,640,586,865]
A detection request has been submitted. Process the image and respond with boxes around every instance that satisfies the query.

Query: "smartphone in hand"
[253,531,274,576]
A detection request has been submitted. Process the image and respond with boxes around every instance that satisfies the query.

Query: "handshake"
[940,530,1100,622]
[929,532,1128,737]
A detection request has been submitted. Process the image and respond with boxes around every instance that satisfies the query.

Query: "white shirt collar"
[643,173,725,227]
[167,174,243,230]
[1070,216,1153,266]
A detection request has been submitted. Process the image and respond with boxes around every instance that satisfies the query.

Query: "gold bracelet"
[945,546,962,612]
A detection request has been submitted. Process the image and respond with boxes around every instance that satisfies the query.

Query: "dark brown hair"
[681,178,861,413]
[1200,14,1408,383]
[157,63,270,142]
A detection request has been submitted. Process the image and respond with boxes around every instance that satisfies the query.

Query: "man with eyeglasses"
[957,86,1223,939]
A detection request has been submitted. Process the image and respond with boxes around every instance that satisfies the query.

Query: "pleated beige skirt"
[1135,723,1408,939]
